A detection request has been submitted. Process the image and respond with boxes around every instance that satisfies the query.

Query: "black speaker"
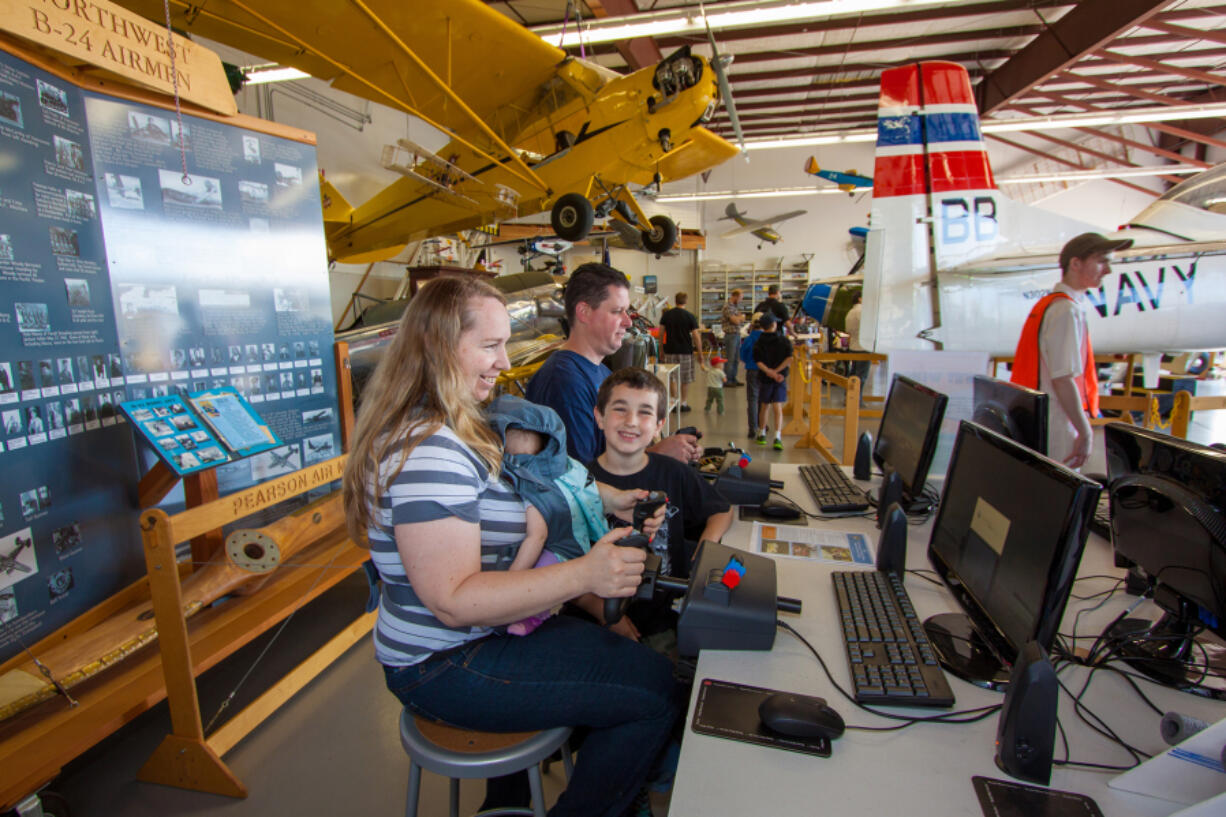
[876,503,907,573]
[876,470,902,529]
[854,431,873,481]
[995,640,1058,785]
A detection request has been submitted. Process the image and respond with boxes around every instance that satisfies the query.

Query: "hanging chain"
[161,0,191,185]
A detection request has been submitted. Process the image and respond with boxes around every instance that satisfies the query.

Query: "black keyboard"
[799,463,870,512]
[832,570,955,707]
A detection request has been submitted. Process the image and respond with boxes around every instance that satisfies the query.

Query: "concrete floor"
[22,370,1226,817]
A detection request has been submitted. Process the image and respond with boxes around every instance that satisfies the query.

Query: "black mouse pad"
[690,678,831,757]
[972,776,1104,817]
[738,505,808,526]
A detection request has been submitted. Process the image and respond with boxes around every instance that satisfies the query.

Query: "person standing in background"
[719,289,745,386]
[753,284,790,334]
[739,316,766,439]
[844,292,870,395]
[658,292,702,412]
[1010,232,1132,469]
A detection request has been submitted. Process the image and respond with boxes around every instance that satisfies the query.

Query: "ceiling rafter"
[1094,49,1226,87]
[1053,69,1184,107]
[1023,94,1213,167]
[1019,128,1189,184]
[976,0,1177,115]
[986,133,1158,196]
[585,0,662,71]
[1141,19,1226,49]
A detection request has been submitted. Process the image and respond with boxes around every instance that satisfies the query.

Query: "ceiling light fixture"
[655,164,1204,203]
[241,64,311,85]
[532,0,952,47]
[740,102,1226,151]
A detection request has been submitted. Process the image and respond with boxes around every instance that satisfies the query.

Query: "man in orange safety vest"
[1010,232,1132,469]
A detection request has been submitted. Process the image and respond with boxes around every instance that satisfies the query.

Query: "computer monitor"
[971,375,1048,456]
[925,421,1101,689]
[873,374,948,512]
[1103,423,1226,692]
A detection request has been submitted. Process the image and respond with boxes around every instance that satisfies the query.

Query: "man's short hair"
[595,367,667,421]
[767,284,780,296]
[675,291,688,306]
[730,288,742,298]
[563,262,630,323]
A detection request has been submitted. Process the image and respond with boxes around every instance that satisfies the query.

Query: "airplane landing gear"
[641,215,678,255]
[658,128,672,152]
[551,193,594,241]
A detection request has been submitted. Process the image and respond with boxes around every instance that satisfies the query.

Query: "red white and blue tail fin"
[860,61,1096,352]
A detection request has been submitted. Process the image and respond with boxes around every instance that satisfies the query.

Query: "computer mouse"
[758,497,801,520]
[758,693,845,740]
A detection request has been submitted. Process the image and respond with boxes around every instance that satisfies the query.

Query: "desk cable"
[775,620,1001,732]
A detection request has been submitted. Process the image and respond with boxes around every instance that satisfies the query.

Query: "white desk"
[669,464,1226,817]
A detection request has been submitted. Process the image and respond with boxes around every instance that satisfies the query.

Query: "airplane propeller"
[700,2,745,159]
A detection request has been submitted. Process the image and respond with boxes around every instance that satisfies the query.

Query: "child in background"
[703,353,728,414]
[753,312,794,451]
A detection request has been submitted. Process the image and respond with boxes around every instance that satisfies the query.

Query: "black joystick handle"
[603,530,650,626]
[633,491,668,529]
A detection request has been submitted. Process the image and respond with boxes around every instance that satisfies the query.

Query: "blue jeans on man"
[722,331,741,383]
[384,615,679,817]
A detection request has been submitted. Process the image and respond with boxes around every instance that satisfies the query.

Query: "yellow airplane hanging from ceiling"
[114,0,743,264]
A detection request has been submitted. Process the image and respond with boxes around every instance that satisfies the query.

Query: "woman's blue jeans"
[384,615,679,817]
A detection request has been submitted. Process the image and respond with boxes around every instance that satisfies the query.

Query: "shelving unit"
[653,362,682,435]
[698,258,811,326]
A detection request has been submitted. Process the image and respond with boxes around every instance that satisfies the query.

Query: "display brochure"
[749,521,875,565]
[120,387,279,475]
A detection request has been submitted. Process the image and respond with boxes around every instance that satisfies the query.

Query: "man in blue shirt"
[527,262,700,464]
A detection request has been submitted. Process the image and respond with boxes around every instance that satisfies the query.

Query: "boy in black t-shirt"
[752,313,794,450]
[587,367,732,639]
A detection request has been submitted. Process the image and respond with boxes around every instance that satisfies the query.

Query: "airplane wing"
[763,209,808,225]
[115,1,592,155]
[656,128,742,184]
[720,209,808,237]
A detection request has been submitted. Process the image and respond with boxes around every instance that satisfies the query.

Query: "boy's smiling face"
[594,384,664,458]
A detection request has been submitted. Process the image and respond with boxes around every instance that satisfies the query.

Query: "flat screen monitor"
[926,421,1101,688]
[971,375,1048,456]
[1104,423,1226,692]
[873,374,948,511]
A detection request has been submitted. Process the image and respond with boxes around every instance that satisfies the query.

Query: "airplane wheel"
[641,215,677,254]
[551,193,593,241]
[1186,352,1211,376]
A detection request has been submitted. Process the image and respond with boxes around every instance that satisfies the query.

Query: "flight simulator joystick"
[604,492,668,626]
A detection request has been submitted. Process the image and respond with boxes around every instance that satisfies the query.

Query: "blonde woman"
[343,276,676,817]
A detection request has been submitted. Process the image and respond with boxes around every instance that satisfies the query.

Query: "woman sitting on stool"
[342,276,677,817]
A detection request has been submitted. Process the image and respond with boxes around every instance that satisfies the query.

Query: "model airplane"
[0,537,33,576]
[719,203,808,248]
[804,158,872,194]
[805,61,1225,383]
[114,0,741,263]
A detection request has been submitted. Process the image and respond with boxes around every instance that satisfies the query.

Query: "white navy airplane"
[806,61,1225,384]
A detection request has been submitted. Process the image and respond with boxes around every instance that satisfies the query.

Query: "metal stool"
[399,710,573,817]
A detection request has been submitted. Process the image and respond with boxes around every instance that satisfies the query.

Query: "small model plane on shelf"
[114,0,741,263]
[719,203,808,248]
[804,158,872,194]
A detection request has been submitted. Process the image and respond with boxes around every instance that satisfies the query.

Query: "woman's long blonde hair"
[343,276,506,544]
